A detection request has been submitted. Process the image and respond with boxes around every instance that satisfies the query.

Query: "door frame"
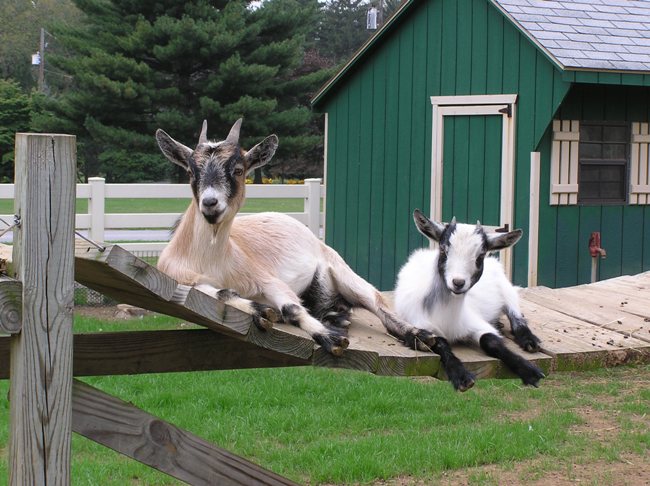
[430,94,518,279]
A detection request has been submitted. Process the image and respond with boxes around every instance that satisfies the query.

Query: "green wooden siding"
[536,84,650,287]
[442,115,502,226]
[321,0,574,289]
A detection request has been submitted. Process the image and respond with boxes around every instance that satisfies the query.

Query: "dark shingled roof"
[493,0,650,72]
[312,0,650,107]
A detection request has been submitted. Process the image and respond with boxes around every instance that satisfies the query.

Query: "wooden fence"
[0,177,324,253]
[2,133,300,484]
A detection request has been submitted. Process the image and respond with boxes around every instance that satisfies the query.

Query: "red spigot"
[589,232,607,259]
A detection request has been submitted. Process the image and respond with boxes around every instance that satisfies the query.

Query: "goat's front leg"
[468,320,545,387]
[381,312,475,392]
[329,273,475,390]
[501,285,542,352]
[505,308,542,353]
[262,280,349,356]
[193,284,280,331]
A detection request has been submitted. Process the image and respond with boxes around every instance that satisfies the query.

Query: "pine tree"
[315,0,403,66]
[0,79,32,182]
[33,0,331,182]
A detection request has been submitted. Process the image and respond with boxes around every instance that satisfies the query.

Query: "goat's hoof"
[520,363,545,388]
[252,315,274,331]
[514,331,542,353]
[262,307,281,323]
[314,333,349,356]
[251,303,280,324]
[405,329,436,351]
[449,370,476,392]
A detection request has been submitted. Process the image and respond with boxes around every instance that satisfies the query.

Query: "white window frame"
[552,119,650,206]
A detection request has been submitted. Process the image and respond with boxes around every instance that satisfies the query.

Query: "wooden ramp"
[70,244,650,380]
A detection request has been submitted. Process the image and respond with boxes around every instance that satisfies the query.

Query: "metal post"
[38,28,45,93]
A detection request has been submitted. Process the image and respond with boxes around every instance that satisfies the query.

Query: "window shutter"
[630,122,650,205]
[550,120,579,205]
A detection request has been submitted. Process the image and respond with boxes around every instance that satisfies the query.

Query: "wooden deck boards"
[72,245,650,377]
[2,242,649,381]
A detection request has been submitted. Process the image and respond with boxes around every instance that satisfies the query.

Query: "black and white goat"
[155,119,475,382]
[394,210,545,389]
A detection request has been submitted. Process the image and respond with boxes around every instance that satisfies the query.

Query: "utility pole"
[38,28,45,92]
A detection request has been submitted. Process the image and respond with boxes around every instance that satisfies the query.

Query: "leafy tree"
[0,79,32,182]
[316,0,371,65]
[0,0,81,91]
[315,0,403,65]
[33,0,332,182]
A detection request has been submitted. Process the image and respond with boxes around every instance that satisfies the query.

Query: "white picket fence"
[0,177,324,254]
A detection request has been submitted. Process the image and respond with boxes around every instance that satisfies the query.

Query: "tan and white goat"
[154,119,474,380]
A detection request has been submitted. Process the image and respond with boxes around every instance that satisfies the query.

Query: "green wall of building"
[537,84,650,288]
[321,0,571,289]
[318,0,650,290]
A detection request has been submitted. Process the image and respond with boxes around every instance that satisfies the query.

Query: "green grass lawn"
[0,197,305,215]
[1,314,648,485]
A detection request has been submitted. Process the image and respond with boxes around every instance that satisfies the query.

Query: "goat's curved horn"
[226,118,243,144]
[198,120,208,145]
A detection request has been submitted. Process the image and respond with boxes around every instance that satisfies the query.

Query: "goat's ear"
[156,129,193,170]
[486,229,523,251]
[413,209,445,242]
[244,134,278,174]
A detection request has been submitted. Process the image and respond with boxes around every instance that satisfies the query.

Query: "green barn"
[311,0,650,290]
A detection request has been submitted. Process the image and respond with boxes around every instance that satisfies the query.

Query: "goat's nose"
[452,278,465,290]
[202,196,218,208]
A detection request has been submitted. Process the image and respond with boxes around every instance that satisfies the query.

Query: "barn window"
[550,120,649,206]
[577,121,629,204]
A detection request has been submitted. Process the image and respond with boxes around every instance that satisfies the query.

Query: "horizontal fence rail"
[0,178,324,254]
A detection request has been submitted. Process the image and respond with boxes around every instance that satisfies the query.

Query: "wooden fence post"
[88,176,105,243]
[528,152,540,288]
[304,178,321,237]
[9,133,76,485]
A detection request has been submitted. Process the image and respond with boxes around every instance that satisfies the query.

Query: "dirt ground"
[77,305,649,486]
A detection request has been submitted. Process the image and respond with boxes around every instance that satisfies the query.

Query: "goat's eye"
[233,168,244,177]
[476,254,485,266]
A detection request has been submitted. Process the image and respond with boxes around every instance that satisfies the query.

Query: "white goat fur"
[395,224,523,345]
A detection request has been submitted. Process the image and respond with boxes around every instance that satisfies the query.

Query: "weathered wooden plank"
[181,286,252,335]
[0,330,308,379]
[347,308,440,377]
[523,286,650,343]
[10,133,76,485]
[519,298,650,371]
[553,285,650,324]
[76,258,253,338]
[0,276,21,334]
[246,323,316,361]
[71,379,299,486]
[76,245,177,302]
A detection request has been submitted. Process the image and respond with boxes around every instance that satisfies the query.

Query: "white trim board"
[430,94,517,279]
